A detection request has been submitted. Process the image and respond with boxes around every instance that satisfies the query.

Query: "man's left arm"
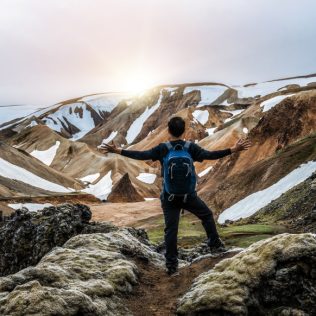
[193,138,251,161]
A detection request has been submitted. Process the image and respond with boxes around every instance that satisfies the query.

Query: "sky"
[0,0,315,106]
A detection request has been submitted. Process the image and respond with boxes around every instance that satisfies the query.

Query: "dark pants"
[160,191,219,268]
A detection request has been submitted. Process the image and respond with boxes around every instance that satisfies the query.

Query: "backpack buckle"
[183,194,188,203]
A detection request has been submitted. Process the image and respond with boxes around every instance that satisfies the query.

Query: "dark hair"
[168,116,185,137]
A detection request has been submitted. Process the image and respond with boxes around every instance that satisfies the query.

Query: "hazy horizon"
[1,0,315,106]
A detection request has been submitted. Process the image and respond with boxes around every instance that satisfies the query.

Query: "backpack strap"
[165,141,173,151]
[183,141,191,151]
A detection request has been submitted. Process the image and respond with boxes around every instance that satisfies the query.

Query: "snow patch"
[136,173,157,184]
[220,99,230,106]
[206,127,217,135]
[83,170,112,200]
[26,120,38,128]
[0,105,42,126]
[30,141,60,166]
[101,131,118,145]
[222,109,245,123]
[163,87,178,96]
[184,85,228,107]
[192,110,209,125]
[43,103,96,140]
[126,93,163,144]
[8,203,53,212]
[80,93,130,114]
[198,166,213,177]
[0,157,71,192]
[80,173,100,183]
[218,160,316,223]
[235,77,315,98]
[260,94,295,112]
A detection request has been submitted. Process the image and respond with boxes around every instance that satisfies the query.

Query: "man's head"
[168,116,185,138]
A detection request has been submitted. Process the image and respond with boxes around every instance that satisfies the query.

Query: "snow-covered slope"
[30,141,60,166]
[260,94,295,112]
[0,141,84,197]
[218,160,316,223]
[41,93,131,140]
[126,93,163,144]
[192,110,209,125]
[8,203,53,212]
[83,170,113,200]
[0,157,71,193]
[0,93,131,140]
[184,85,228,106]
[0,105,42,126]
[234,76,316,98]
[1,73,315,209]
[79,93,131,114]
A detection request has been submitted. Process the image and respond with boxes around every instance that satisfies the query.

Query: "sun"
[125,78,150,94]
[115,66,157,95]
[122,74,153,94]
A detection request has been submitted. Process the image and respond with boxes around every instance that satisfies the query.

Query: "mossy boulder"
[0,230,164,316]
[177,233,316,315]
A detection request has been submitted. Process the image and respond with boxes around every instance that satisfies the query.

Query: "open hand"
[98,141,121,155]
[231,138,252,153]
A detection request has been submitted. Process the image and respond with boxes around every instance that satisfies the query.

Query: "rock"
[107,173,145,203]
[0,230,164,316]
[177,233,316,315]
[224,219,235,225]
[0,203,145,277]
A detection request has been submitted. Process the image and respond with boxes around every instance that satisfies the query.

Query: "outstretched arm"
[194,138,251,161]
[99,142,158,161]
[230,138,252,153]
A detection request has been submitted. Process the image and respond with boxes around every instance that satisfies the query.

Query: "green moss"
[139,213,285,248]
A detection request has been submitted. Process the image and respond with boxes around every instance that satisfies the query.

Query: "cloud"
[0,0,315,105]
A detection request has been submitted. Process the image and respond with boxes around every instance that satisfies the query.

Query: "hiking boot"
[208,238,227,252]
[167,265,179,276]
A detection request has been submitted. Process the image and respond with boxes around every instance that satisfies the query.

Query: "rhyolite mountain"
[1,74,316,315]
[0,73,315,227]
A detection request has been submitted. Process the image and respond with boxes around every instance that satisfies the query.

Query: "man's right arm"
[99,142,161,161]
[121,148,157,160]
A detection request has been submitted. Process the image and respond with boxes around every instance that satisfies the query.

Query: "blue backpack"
[162,141,196,202]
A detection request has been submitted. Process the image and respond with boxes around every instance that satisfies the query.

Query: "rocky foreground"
[0,204,315,315]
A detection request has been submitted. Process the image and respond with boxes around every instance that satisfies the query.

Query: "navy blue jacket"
[121,140,232,164]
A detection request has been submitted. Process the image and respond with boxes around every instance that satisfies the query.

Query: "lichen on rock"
[0,230,164,316]
[177,233,316,315]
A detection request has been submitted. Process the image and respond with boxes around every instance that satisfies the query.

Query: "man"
[100,117,251,275]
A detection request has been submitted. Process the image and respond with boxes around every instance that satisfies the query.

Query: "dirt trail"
[124,251,239,316]
[90,200,162,227]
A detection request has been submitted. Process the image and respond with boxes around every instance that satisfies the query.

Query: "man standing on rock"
[100,117,251,275]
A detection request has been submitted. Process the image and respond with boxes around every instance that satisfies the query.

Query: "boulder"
[0,230,164,316]
[0,203,147,276]
[177,233,316,315]
[107,173,145,203]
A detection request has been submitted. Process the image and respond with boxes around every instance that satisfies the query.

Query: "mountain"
[0,73,315,224]
[107,173,145,203]
[1,71,316,316]
[0,141,84,197]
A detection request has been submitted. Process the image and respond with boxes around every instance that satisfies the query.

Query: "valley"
[0,73,315,315]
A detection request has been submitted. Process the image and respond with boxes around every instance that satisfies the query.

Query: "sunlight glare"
[119,71,156,95]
